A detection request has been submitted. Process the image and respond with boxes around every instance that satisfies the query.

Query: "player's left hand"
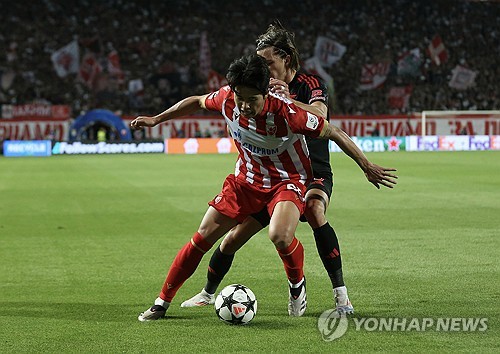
[130,116,157,130]
[269,78,290,99]
[364,163,398,189]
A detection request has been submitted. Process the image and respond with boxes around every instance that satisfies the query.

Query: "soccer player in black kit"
[181,21,396,315]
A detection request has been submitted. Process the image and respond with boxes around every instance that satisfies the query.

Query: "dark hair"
[255,19,300,71]
[226,54,270,96]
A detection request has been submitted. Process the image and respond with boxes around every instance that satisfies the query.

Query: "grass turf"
[0,151,498,352]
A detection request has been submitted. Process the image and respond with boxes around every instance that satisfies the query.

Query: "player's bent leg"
[181,217,265,308]
[220,216,264,254]
[269,201,307,316]
[268,201,300,249]
[303,189,329,229]
[305,189,354,314]
[139,207,238,321]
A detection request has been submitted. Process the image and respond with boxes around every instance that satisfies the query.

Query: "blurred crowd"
[0,0,498,117]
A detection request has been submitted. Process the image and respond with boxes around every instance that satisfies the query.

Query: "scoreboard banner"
[51,141,165,155]
[332,114,499,137]
[406,135,500,151]
[3,140,52,157]
[4,136,499,157]
[330,136,405,152]
[165,138,237,154]
[1,115,499,141]
[329,136,499,152]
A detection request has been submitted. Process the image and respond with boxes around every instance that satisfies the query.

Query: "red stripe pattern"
[205,87,325,188]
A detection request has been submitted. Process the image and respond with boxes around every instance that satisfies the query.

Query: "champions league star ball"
[214,284,257,325]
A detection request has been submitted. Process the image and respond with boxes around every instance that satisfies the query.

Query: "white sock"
[333,286,349,305]
[288,277,305,288]
[154,297,171,309]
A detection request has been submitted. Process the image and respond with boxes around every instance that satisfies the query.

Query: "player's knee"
[304,199,326,228]
[268,227,294,250]
[220,233,240,254]
[270,237,290,250]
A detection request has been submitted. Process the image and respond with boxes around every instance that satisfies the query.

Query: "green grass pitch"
[0,151,499,352]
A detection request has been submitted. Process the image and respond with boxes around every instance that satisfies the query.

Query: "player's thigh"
[268,201,300,248]
[198,206,239,244]
[221,217,264,254]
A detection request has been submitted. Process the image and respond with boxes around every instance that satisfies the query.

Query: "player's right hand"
[130,116,157,130]
[269,78,290,99]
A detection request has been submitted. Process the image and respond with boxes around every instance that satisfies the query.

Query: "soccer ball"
[214,284,257,325]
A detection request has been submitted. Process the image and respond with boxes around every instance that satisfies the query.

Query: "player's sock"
[277,237,304,284]
[153,296,170,310]
[205,245,235,294]
[333,286,349,305]
[313,222,345,288]
[160,232,213,302]
[288,277,305,298]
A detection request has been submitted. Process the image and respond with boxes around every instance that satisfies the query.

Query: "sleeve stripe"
[299,73,320,90]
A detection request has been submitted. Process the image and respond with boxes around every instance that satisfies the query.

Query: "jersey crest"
[266,124,277,136]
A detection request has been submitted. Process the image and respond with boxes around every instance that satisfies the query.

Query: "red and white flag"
[303,56,334,96]
[79,52,102,88]
[314,36,346,67]
[359,62,391,90]
[199,31,211,78]
[207,70,227,92]
[449,65,477,90]
[427,35,448,66]
[51,40,80,77]
[107,50,124,83]
[388,86,413,110]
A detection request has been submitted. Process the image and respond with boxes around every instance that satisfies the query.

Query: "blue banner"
[3,140,52,157]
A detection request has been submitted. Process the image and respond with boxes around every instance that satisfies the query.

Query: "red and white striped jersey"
[204,86,325,188]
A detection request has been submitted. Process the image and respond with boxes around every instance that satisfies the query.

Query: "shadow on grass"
[240,318,294,329]
[0,302,205,323]
[0,302,302,328]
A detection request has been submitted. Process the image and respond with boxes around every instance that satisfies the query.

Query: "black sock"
[313,222,345,288]
[205,245,234,294]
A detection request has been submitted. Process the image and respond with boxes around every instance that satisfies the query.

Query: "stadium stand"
[0,0,498,116]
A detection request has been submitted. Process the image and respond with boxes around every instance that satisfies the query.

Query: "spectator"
[0,0,497,116]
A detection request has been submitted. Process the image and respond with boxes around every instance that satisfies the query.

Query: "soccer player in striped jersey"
[181,21,391,315]
[133,53,396,321]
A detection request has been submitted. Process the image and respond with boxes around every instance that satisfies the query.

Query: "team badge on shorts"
[214,195,222,204]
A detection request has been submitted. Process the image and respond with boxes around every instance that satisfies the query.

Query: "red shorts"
[208,174,306,223]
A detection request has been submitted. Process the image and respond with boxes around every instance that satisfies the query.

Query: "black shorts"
[307,169,333,199]
[251,169,334,227]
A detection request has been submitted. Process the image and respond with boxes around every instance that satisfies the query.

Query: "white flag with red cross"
[51,40,80,78]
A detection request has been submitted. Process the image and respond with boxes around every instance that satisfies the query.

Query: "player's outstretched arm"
[130,94,209,130]
[319,121,398,189]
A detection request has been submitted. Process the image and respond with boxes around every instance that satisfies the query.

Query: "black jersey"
[288,70,332,178]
